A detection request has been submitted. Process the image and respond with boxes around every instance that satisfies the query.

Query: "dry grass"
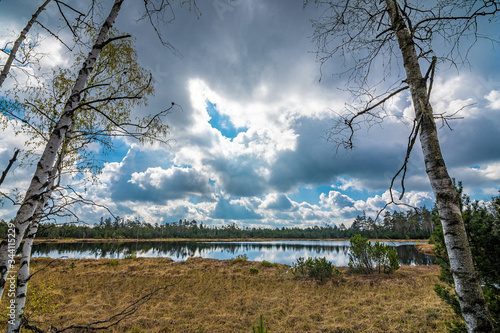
[415,243,435,255]
[1,257,459,332]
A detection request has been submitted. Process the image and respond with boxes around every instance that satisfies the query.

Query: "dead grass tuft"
[415,243,436,255]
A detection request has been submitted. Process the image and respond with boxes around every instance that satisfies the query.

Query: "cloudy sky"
[1,0,499,228]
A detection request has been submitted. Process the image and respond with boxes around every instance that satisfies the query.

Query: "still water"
[32,240,434,266]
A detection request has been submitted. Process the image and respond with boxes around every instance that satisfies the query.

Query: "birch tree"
[0,0,87,88]
[306,0,498,331]
[0,0,169,289]
[0,5,197,331]
[0,1,126,302]
[0,0,197,329]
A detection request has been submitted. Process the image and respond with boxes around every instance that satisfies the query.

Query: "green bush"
[233,254,248,262]
[434,283,468,333]
[291,257,341,282]
[261,260,277,267]
[348,234,400,274]
[349,234,374,274]
[434,283,461,316]
[249,268,259,275]
[386,246,400,273]
[107,259,120,266]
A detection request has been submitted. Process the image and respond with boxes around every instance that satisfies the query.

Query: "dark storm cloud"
[439,110,500,168]
[267,115,420,193]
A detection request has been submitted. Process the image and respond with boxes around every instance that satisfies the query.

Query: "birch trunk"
[7,125,70,333]
[0,0,125,300]
[0,0,52,88]
[384,1,494,331]
[8,199,44,333]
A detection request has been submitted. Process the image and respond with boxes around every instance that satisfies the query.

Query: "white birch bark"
[0,0,125,300]
[384,1,494,331]
[0,0,52,88]
[8,195,45,333]
[7,126,69,333]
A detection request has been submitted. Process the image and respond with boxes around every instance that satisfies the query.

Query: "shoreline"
[33,237,429,244]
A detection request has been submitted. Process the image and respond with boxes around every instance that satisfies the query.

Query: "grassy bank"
[1,257,458,332]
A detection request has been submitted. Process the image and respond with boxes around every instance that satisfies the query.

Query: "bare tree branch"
[0,149,20,186]
[0,0,51,87]
[389,113,422,202]
[34,21,74,51]
[327,85,409,150]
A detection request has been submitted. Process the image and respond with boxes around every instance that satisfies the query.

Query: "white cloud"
[334,177,366,191]
[453,162,500,183]
[260,193,293,210]
[486,90,500,110]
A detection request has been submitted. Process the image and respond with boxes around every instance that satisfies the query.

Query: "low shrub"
[261,260,277,267]
[291,257,341,282]
[348,234,400,274]
[249,268,259,275]
[28,283,59,315]
[107,259,120,266]
[232,254,248,263]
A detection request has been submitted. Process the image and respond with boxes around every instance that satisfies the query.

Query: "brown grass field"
[0,256,459,333]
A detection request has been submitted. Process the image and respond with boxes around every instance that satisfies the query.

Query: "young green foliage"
[27,282,59,315]
[1,27,168,180]
[260,260,278,268]
[348,234,374,274]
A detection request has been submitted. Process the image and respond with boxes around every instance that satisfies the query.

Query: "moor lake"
[32,240,434,266]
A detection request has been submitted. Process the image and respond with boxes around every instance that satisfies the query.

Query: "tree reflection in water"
[31,241,434,266]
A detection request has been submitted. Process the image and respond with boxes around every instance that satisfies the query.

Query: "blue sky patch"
[206,100,247,139]
[91,138,130,171]
[0,97,24,120]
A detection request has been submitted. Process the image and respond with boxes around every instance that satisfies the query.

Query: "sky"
[1,0,499,228]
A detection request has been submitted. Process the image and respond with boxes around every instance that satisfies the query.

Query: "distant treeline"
[0,206,436,240]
